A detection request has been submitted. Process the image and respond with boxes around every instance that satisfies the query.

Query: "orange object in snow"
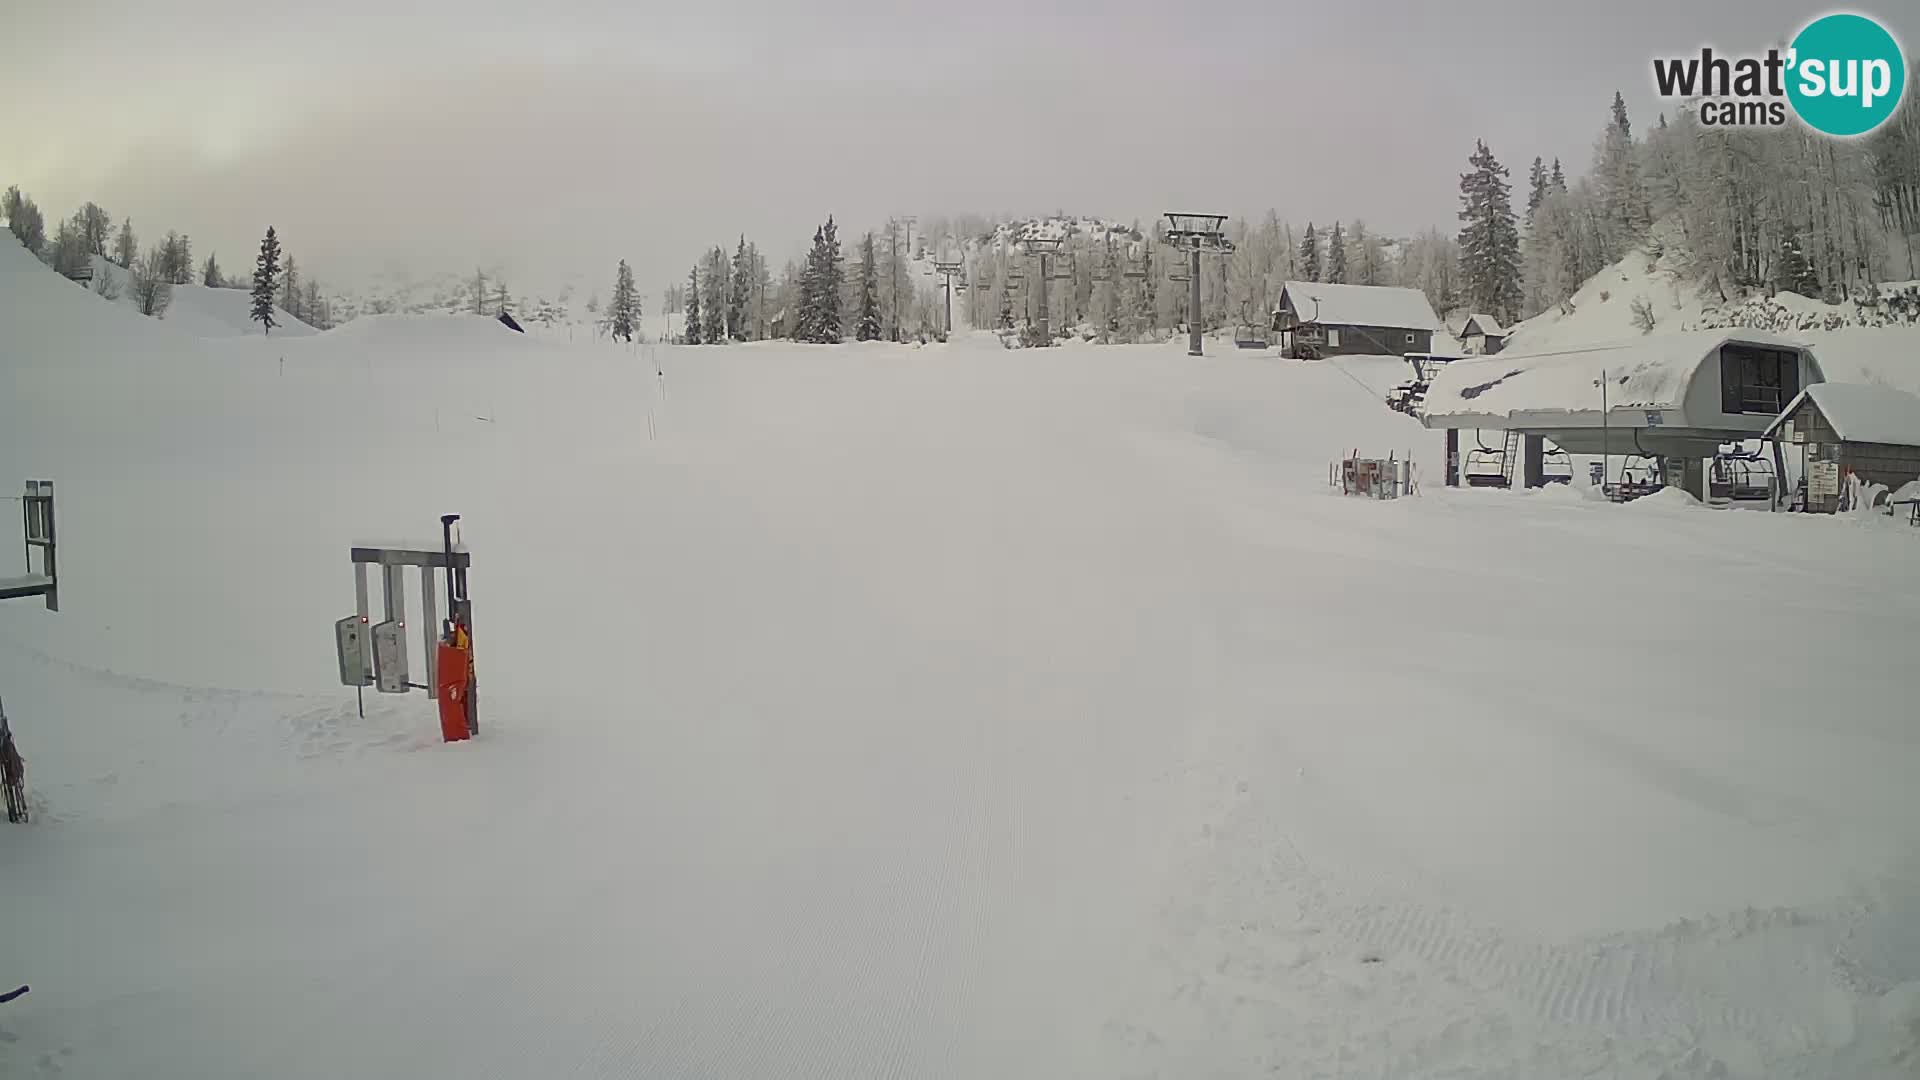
[436,639,472,742]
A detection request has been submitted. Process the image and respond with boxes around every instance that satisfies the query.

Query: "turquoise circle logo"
[1786,13,1906,137]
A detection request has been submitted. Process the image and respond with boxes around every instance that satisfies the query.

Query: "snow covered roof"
[1017,221,1069,245]
[1461,313,1506,338]
[1422,329,1815,427]
[1277,282,1439,331]
[1765,382,1920,446]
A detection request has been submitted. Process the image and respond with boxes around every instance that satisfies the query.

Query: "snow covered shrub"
[1630,296,1656,333]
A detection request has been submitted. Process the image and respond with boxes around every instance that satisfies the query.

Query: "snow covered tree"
[201,253,222,288]
[159,232,191,285]
[493,279,510,316]
[304,279,324,328]
[131,244,172,317]
[608,260,638,342]
[0,187,18,230]
[1325,221,1348,283]
[684,265,702,344]
[251,226,282,335]
[76,202,112,256]
[797,217,844,343]
[1526,157,1549,231]
[1457,139,1523,322]
[49,216,86,276]
[113,218,136,269]
[4,189,45,254]
[282,255,302,322]
[1595,92,1651,262]
[1298,223,1320,282]
[701,246,726,345]
[1773,224,1820,296]
[727,236,751,341]
[1348,220,1385,286]
[470,269,487,315]
[1551,157,1567,192]
[855,232,882,340]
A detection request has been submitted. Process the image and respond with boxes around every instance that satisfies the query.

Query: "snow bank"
[86,255,315,338]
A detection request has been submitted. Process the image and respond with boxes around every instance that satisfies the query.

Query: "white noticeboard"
[1808,460,1840,498]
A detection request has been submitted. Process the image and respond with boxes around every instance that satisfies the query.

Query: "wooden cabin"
[1270,282,1438,359]
[1460,313,1507,355]
[1764,383,1920,513]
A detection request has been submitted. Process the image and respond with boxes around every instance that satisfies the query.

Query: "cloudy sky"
[4,0,1913,297]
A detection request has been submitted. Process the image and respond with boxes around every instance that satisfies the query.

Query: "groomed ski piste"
[2,233,1918,1078]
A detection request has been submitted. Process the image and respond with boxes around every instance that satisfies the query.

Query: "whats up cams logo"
[1652,12,1907,136]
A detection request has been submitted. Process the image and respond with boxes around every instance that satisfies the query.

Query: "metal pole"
[1601,368,1609,499]
[1037,253,1051,346]
[1188,248,1203,357]
[1445,428,1460,488]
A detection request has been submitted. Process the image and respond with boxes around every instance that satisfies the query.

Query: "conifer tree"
[856,232,882,340]
[1457,139,1524,322]
[251,226,282,335]
[114,218,136,269]
[202,253,223,288]
[684,266,702,344]
[1298,223,1320,282]
[1326,221,1348,283]
[283,255,302,321]
[608,260,638,342]
[727,236,751,340]
[1526,156,1549,230]
[701,246,727,344]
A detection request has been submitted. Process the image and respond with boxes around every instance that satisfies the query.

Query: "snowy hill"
[2,229,1919,1078]
[83,254,315,338]
[1507,247,1920,392]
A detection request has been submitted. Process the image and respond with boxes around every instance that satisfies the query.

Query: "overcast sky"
[4,0,1913,297]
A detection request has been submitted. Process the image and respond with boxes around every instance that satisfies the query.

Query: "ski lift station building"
[1419,329,1826,460]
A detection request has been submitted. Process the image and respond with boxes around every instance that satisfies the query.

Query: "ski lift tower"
[934,255,964,337]
[1018,222,1068,346]
[1162,212,1234,357]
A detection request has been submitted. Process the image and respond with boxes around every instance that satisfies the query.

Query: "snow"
[1278,280,1441,329]
[4,234,1920,1078]
[1769,382,1920,447]
[85,255,315,338]
[1421,328,1809,426]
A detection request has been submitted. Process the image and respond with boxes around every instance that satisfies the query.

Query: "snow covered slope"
[1508,249,1920,393]
[85,255,315,338]
[2,233,1918,1079]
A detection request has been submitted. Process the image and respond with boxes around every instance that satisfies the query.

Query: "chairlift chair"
[1464,432,1511,488]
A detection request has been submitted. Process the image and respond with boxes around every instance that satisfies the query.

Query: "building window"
[1720,345,1800,415]
[1327,328,1342,348]
[1405,333,1416,345]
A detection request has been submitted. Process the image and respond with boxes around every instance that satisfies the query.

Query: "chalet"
[1271,281,1439,359]
[1763,382,1920,514]
[1460,313,1507,355]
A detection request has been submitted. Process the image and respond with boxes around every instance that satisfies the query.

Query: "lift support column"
[1523,434,1545,489]
[1445,430,1460,487]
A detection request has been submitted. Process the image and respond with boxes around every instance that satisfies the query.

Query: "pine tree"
[608,260,638,342]
[1457,139,1524,322]
[4,190,46,254]
[251,226,282,335]
[1349,220,1384,286]
[817,216,844,342]
[701,247,726,344]
[304,279,324,328]
[470,269,487,315]
[1610,90,1631,140]
[1526,156,1549,230]
[1326,221,1348,283]
[283,255,302,322]
[727,235,751,341]
[856,232,882,340]
[1596,93,1651,261]
[113,218,136,269]
[684,265,702,344]
[0,187,18,229]
[1551,157,1567,193]
[1298,223,1320,282]
[202,253,222,287]
[493,279,510,316]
